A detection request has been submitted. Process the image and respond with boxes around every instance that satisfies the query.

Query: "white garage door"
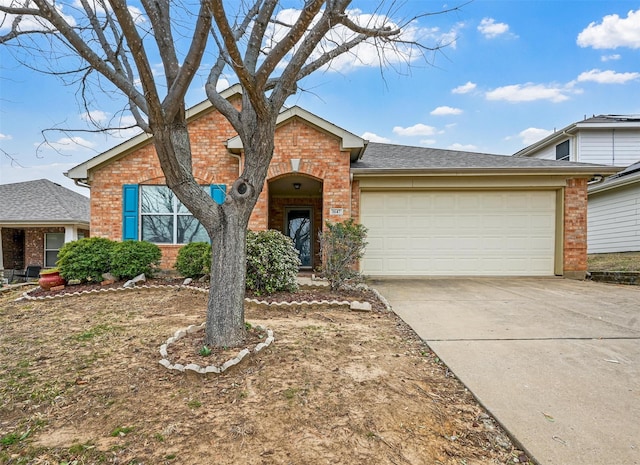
[361,191,556,276]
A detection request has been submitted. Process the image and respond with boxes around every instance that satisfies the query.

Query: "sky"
[1,0,640,196]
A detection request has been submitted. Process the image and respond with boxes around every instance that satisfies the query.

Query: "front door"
[286,208,312,268]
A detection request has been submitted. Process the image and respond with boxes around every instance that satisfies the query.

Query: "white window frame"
[44,232,65,268]
[139,185,208,244]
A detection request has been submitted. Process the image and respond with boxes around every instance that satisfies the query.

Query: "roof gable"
[225,106,365,161]
[514,114,640,158]
[0,179,90,224]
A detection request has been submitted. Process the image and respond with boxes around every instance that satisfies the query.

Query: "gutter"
[588,172,640,194]
[350,166,621,177]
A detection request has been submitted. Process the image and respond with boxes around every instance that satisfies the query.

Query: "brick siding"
[90,107,353,270]
[563,178,588,277]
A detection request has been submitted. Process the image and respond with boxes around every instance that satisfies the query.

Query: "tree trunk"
[205,211,248,347]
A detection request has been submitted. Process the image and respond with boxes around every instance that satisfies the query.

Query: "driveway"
[370,277,640,465]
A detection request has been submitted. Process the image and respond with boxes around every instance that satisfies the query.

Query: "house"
[588,161,640,253]
[66,86,618,279]
[513,115,640,253]
[0,179,90,278]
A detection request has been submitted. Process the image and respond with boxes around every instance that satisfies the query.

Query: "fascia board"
[67,85,244,181]
[226,105,365,153]
[350,166,621,177]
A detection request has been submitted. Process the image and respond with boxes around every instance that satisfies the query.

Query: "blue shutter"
[122,185,139,240]
[210,184,227,205]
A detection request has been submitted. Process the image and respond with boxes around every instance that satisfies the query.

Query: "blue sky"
[1,0,640,195]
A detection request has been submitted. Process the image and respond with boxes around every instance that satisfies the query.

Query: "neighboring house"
[514,115,639,253]
[0,179,90,276]
[588,161,640,253]
[66,85,617,279]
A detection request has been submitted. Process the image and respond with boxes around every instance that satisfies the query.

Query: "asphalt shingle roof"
[352,142,610,171]
[0,179,90,223]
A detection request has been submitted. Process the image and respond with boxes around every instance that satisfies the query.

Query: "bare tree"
[0,0,458,347]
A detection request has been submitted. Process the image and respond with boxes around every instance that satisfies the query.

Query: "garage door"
[360,191,556,276]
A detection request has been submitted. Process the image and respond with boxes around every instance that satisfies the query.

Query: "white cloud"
[452,81,477,94]
[486,82,578,103]
[0,0,76,32]
[601,54,621,62]
[80,110,109,123]
[431,106,463,116]
[0,133,13,140]
[361,131,391,143]
[448,143,478,151]
[419,139,436,145]
[577,9,640,49]
[518,127,553,145]
[264,8,462,74]
[38,136,96,152]
[478,17,511,39]
[393,123,438,137]
[577,68,640,84]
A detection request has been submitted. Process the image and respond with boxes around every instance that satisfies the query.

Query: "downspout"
[612,129,616,165]
[74,179,91,189]
[227,149,242,176]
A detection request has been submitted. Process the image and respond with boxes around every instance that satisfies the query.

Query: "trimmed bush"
[57,237,115,282]
[319,219,368,291]
[175,242,212,278]
[109,240,162,280]
[246,230,300,295]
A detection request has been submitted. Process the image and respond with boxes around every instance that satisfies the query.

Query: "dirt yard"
[0,284,531,464]
[588,251,640,272]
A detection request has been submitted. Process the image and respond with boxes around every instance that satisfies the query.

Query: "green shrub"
[319,219,368,291]
[246,230,300,295]
[57,237,115,282]
[175,242,211,278]
[109,240,161,280]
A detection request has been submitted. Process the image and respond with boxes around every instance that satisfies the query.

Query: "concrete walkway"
[370,277,640,465]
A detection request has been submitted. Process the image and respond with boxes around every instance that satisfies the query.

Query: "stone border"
[159,322,274,375]
[18,283,382,311]
[16,280,388,375]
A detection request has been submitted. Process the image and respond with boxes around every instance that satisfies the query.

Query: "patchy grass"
[588,252,640,272]
[0,286,532,465]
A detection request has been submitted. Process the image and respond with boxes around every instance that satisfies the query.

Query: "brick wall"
[563,178,588,278]
[250,118,352,230]
[89,105,353,270]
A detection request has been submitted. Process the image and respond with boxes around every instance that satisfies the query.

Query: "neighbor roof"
[351,142,620,176]
[514,114,640,158]
[589,160,640,194]
[0,179,90,225]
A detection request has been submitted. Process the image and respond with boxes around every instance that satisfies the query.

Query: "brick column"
[563,178,588,279]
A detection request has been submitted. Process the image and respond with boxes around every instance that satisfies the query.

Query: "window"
[44,233,65,267]
[555,140,570,161]
[140,185,211,244]
[122,184,225,243]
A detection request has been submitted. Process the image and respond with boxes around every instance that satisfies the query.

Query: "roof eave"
[513,123,578,158]
[0,220,90,227]
[588,172,640,194]
[66,85,244,182]
[350,166,621,177]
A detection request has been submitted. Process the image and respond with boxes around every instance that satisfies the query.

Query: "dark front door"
[286,208,312,268]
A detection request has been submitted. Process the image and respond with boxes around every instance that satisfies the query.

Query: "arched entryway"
[268,174,323,270]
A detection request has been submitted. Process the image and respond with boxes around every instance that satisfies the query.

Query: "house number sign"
[329,208,344,215]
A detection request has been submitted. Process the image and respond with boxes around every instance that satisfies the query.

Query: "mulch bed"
[25,278,388,311]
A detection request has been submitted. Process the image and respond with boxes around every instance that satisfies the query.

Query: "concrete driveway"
[370,277,640,465]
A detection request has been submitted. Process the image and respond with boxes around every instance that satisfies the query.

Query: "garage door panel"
[361,191,556,276]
